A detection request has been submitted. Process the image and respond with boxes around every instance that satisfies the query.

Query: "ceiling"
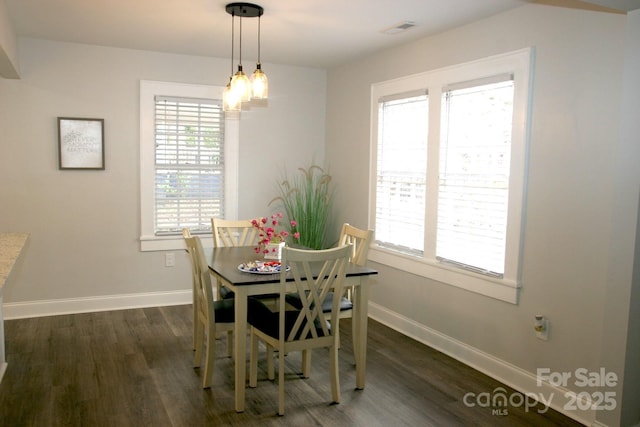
[5,0,640,69]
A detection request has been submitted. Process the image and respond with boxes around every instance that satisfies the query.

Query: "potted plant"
[270,164,334,250]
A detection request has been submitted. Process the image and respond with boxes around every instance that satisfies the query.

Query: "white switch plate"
[165,252,175,267]
[535,317,549,341]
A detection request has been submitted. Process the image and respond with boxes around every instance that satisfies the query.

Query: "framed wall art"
[57,117,105,170]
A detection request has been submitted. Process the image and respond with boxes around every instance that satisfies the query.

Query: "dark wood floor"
[0,305,583,426]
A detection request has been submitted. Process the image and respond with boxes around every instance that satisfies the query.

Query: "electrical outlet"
[165,252,175,267]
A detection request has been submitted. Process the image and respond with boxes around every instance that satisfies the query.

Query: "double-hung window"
[140,81,239,251]
[369,48,532,303]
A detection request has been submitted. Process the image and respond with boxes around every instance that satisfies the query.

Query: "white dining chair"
[212,217,281,302]
[248,245,352,415]
[211,218,259,299]
[182,228,197,351]
[286,223,373,359]
[184,233,235,388]
[212,218,259,248]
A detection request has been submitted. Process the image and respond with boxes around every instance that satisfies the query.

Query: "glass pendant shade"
[251,64,268,100]
[223,81,241,112]
[231,65,252,102]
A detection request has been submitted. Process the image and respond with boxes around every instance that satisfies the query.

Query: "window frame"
[368,48,533,304]
[139,80,239,251]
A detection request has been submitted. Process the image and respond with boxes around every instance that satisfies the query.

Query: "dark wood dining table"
[205,245,378,413]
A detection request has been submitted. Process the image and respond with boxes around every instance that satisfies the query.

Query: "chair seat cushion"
[248,297,330,340]
[220,285,235,299]
[285,292,353,313]
[213,298,235,323]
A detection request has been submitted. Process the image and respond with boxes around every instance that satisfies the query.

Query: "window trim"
[139,80,239,251]
[368,48,533,304]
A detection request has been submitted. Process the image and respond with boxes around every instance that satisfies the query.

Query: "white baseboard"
[3,289,192,320]
[368,302,598,427]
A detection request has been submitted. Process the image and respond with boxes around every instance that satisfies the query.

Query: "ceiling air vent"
[380,21,417,35]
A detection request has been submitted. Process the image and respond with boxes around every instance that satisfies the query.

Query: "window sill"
[140,234,213,252]
[369,246,520,304]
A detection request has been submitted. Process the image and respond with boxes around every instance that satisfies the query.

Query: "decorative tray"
[238,260,289,274]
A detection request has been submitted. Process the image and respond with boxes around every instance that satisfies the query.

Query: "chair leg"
[351,290,358,362]
[192,291,197,350]
[278,348,285,416]
[267,345,275,380]
[249,329,258,388]
[193,318,204,367]
[202,324,215,388]
[226,330,233,358]
[302,349,311,378]
[330,344,340,404]
[351,314,358,364]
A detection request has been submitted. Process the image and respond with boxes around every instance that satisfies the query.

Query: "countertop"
[0,233,29,289]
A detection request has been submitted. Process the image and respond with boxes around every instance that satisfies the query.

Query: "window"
[140,81,239,251]
[437,76,514,276]
[376,91,428,256]
[369,49,532,303]
[154,96,223,234]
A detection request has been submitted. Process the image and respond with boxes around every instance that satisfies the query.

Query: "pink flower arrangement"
[251,213,300,255]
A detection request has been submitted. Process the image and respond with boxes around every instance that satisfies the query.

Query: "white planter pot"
[264,241,285,260]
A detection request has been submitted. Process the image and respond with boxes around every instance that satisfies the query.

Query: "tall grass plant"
[270,165,334,250]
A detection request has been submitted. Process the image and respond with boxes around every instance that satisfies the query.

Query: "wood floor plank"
[0,305,583,426]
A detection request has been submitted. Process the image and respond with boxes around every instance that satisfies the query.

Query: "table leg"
[354,277,369,389]
[234,290,248,412]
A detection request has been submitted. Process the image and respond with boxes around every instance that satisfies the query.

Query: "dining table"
[205,245,378,413]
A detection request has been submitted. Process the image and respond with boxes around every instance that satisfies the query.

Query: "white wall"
[326,4,638,426]
[0,38,326,308]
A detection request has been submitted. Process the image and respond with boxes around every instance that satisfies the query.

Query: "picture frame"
[57,117,105,170]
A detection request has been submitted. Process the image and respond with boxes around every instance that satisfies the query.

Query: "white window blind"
[375,92,428,256]
[154,96,224,235]
[437,77,514,276]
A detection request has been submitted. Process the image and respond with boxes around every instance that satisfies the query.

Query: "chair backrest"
[183,228,198,288]
[184,234,216,323]
[280,245,351,344]
[211,218,259,247]
[338,223,374,266]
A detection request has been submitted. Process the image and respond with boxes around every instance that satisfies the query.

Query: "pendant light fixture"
[223,9,240,112]
[230,11,251,103]
[250,13,268,99]
[224,3,267,112]
[223,76,241,112]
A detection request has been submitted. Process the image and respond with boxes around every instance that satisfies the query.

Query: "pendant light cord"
[231,13,235,76]
[238,15,243,67]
